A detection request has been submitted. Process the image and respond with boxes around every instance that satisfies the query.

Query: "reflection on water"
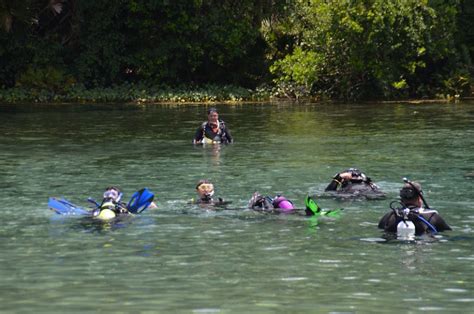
[0,101,473,312]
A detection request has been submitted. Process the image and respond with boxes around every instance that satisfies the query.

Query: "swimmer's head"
[400,181,422,206]
[196,179,215,200]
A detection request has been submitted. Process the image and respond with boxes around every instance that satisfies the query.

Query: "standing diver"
[378,179,451,237]
[193,107,233,144]
[325,168,385,199]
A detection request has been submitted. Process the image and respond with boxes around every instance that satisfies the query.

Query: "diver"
[378,179,451,237]
[97,186,129,215]
[247,192,295,213]
[325,168,385,199]
[192,179,228,207]
[193,107,233,144]
[95,186,157,216]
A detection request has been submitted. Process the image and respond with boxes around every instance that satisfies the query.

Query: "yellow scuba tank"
[96,208,116,220]
[96,200,117,220]
[202,136,218,144]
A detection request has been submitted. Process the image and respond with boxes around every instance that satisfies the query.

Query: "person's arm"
[221,122,233,143]
[193,124,204,144]
[431,213,452,231]
[325,172,352,191]
[378,211,397,232]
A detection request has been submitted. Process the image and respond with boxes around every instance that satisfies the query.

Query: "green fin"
[320,208,343,218]
[305,195,321,215]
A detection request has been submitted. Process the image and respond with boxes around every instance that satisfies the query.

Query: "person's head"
[103,186,122,203]
[207,108,219,124]
[196,179,215,201]
[248,192,273,210]
[272,195,295,213]
[344,168,367,182]
[399,182,422,207]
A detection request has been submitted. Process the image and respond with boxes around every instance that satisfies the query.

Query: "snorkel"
[402,178,430,209]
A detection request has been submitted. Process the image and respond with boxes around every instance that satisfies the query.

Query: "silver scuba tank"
[397,220,415,240]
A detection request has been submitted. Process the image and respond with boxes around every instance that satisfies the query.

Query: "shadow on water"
[49,214,136,233]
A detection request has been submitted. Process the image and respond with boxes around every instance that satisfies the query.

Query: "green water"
[0,101,473,313]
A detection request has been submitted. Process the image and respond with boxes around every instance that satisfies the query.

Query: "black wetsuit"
[193,120,233,144]
[248,194,274,211]
[193,197,228,207]
[378,208,451,235]
[101,200,129,214]
[325,172,384,198]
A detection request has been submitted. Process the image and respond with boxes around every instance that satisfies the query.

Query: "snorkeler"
[325,168,385,199]
[378,179,451,237]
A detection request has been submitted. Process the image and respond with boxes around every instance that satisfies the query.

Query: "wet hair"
[399,182,422,202]
[105,186,121,194]
[196,179,212,189]
[207,107,218,115]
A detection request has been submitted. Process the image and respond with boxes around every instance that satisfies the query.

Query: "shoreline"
[0,85,472,105]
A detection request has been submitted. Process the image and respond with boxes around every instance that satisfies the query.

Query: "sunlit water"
[0,101,473,313]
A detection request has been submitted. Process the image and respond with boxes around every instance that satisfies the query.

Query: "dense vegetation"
[0,0,472,103]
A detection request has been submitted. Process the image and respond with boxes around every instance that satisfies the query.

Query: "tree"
[269,0,471,100]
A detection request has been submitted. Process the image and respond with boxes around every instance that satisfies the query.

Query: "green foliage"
[268,0,472,100]
[0,83,270,103]
[270,47,322,98]
[0,0,471,102]
[16,66,76,92]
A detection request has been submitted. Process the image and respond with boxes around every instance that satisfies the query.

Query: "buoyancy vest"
[201,120,230,144]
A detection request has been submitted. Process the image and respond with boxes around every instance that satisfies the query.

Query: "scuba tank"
[94,200,117,220]
[93,187,123,220]
[395,207,416,240]
[397,220,416,240]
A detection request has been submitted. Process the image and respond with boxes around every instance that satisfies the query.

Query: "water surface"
[0,101,473,313]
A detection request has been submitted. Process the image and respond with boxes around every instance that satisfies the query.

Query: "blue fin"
[126,188,154,214]
[48,197,91,216]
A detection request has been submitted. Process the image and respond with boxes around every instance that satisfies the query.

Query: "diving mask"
[197,183,215,199]
[103,188,122,202]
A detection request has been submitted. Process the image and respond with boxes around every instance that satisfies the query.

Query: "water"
[0,101,473,313]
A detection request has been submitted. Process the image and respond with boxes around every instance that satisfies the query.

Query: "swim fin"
[48,197,91,216]
[305,195,343,217]
[126,188,155,214]
[305,195,321,216]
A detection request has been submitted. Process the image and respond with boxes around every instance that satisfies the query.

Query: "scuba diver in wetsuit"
[97,186,129,215]
[95,186,157,217]
[192,180,228,207]
[378,180,451,237]
[193,107,233,144]
[325,168,385,199]
[248,192,295,213]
